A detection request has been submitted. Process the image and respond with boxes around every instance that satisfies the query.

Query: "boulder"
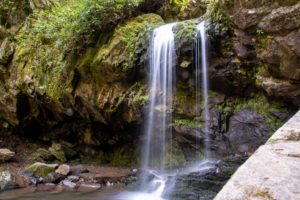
[0,148,15,162]
[257,75,300,105]
[0,169,16,190]
[48,143,66,163]
[55,164,70,176]
[225,109,270,154]
[24,162,58,177]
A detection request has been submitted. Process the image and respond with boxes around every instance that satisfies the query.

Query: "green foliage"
[218,94,288,131]
[16,0,143,102]
[169,0,190,12]
[174,20,198,52]
[109,146,137,166]
[0,0,30,27]
[205,0,229,27]
[256,28,265,36]
[172,119,203,128]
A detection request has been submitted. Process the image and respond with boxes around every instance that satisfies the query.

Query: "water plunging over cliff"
[141,23,176,183]
[195,21,210,158]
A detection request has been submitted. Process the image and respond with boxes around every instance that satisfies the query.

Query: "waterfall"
[195,21,210,158]
[141,23,176,186]
[108,21,213,200]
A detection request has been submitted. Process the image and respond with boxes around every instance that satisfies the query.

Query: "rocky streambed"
[0,143,247,200]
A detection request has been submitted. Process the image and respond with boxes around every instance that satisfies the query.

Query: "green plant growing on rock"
[15,0,144,103]
[172,119,203,128]
[205,0,229,28]
[169,0,190,11]
[218,94,289,131]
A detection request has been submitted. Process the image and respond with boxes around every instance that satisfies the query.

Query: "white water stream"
[108,21,211,200]
[195,21,210,158]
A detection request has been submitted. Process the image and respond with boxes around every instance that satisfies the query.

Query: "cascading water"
[107,21,214,200]
[139,23,176,198]
[195,21,210,158]
[141,23,176,177]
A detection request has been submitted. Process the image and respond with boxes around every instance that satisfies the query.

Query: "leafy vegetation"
[0,0,30,27]
[16,0,143,102]
[218,94,289,130]
[172,119,203,128]
[169,0,190,12]
[205,0,229,27]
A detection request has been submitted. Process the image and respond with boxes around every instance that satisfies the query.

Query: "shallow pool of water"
[0,158,244,200]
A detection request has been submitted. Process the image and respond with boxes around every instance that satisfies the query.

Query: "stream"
[0,157,245,200]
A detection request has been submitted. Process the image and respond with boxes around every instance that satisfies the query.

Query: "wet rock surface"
[0,149,15,162]
[168,156,247,200]
[215,111,300,200]
[0,169,16,191]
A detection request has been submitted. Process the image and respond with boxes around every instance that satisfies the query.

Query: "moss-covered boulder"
[24,162,58,177]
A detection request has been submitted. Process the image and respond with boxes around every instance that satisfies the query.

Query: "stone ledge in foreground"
[214,110,300,200]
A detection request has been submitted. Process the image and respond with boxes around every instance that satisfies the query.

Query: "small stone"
[65,108,74,117]
[0,170,16,191]
[0,149,15,162]
[77,183,101,192]
[67,175,80,182]
[24,162,58,177]
[55,164,70,176]
[62,180,77,189]
[180,60,191,68]
[41,173,64,184]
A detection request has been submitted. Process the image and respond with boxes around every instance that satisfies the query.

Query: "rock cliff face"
[219,0,300,105]
[0,0,297,165]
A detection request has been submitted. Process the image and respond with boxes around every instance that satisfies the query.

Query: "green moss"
[109,147,137,166]
[24,163,57,177]
[217,94,288,131]
[205,0,229,28]
[0,0,30,28]
[91,13,164,84]
[257,65,270,77]
[172,119,203,128]
[174,20,198,51]
[15,0,144,103]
